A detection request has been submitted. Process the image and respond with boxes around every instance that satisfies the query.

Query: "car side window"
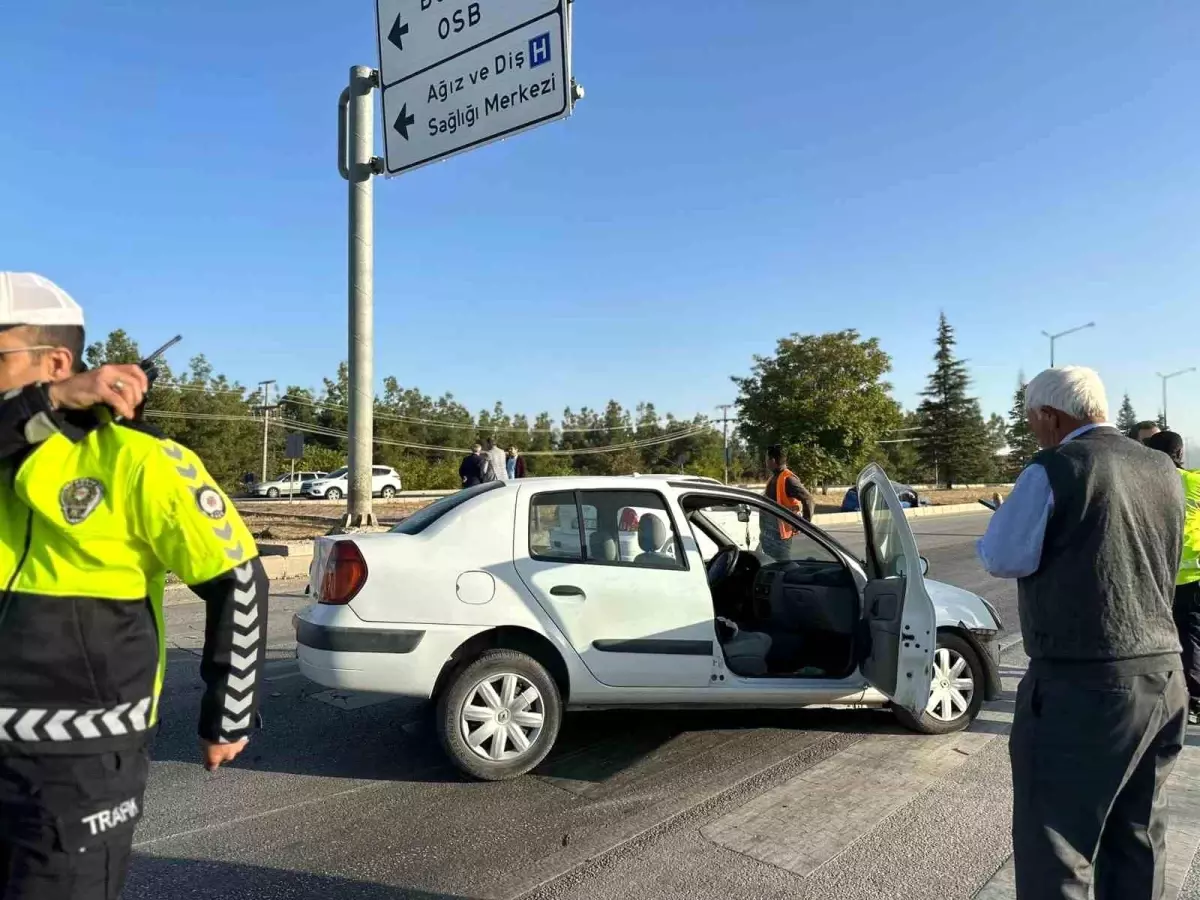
[752,504,837,565]
[579,490,685,570]
[529,492,585,561]
[372,467,390,477]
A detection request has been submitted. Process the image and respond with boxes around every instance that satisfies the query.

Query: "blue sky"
[3,1,1197,437]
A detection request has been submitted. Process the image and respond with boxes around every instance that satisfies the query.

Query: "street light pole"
[1157,368,1196,428]
[1041,322,1095,367]
[338,65,383,527]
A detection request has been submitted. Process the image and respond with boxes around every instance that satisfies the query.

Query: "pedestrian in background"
[459,442,486,487]
[1130,420,1162,443]
[978,366,1185,900]
[508,446,526,479]
[759,445,815,562]
[485,437,508,483]
[763,445,814,520]
[1146,429,1200,725]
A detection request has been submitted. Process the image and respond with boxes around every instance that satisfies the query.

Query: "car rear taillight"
[319,541,368,605]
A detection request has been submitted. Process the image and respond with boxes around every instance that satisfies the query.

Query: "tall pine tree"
[917,314,992,487]
[1116,393,1138,435]
[1006,379,1040,477]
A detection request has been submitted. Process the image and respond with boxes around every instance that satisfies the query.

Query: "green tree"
[916,314,993,487]
[1116,393,1138,436]
[84,329,141,367]
[1006,380,1039,478]
[733,330,902,485]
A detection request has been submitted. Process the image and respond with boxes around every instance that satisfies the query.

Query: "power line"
[144,409,709,457]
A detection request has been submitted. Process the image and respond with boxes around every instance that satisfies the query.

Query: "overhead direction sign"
[377,0,559,86]
[375,0,573,177]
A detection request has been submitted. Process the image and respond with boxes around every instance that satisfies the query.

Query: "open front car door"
[856,464,936,716]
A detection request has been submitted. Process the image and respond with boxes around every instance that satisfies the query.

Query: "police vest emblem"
[60,478,104,525]
[196,486,227,520]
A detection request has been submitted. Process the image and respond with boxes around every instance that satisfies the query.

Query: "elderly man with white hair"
[979,365,1186,900]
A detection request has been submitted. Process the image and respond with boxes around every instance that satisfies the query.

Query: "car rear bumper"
[293,606,485,697]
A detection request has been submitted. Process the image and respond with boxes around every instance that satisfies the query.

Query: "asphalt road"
[125,513,1200,900]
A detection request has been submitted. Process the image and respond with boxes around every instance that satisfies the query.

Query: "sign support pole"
[339,65,384,527]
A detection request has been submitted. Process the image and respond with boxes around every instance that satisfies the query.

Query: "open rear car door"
[856,464,936,716]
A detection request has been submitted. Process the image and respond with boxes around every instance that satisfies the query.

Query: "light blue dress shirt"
[976,423,1111,579]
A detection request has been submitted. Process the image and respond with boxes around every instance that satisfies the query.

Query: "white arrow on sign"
[380,11,569,177]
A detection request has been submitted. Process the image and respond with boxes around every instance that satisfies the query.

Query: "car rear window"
[389,482,504,535]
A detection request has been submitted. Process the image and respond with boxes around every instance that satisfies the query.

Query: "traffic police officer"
[1145,430,1200,724]
[0,273,268,899]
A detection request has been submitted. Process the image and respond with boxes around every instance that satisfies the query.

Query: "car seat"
[588,531,619,562]
[635,515,677,568]
[717,618,773,677]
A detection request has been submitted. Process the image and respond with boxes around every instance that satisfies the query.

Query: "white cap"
[0,272,85,328]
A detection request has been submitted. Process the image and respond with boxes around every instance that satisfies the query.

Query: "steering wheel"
[706,546,740,587]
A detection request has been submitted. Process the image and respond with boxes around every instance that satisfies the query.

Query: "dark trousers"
[0,747,149,900]
[1009,668,1187,900]
[1173,581,1200,700]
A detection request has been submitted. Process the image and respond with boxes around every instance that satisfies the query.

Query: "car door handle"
[550,585,585,598]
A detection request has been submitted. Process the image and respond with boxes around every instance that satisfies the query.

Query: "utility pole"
[715,405,735,484]
[338,66,382,527]
[1041,321,1095,367]
[256,380,277,483]
[1157,367,1197,428]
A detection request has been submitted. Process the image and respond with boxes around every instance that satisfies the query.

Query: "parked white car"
[250,471,326,499]
[303,466,403,501]
[296,467,1002,780]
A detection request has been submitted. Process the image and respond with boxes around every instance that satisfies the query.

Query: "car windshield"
[324,467,348,479]
[390,482,504,535]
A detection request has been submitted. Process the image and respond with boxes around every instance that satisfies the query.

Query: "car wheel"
[436,649,562,781]
[894,631,983,735]
[380,486,397,499]
[266,487,280,499]
[325,487,343,501]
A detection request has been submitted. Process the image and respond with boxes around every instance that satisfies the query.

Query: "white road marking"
[701,730,997,876]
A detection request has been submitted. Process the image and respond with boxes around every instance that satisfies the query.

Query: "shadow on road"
[151,643,900,787]
[125,855,474,900]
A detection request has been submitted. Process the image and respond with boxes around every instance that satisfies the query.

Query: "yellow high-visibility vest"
[0,420,255,748]
[1179,469,1200,586]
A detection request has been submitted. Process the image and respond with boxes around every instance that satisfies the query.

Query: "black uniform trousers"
[0,746,149,900]
[1009,666,1187,900]
[1173,581,1200,701]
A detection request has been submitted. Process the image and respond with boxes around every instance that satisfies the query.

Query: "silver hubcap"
[926,647,975,722]
[460,673,545,762]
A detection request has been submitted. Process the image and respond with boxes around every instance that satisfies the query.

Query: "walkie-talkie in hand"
[139,334,183,387]
[123,334,182,422]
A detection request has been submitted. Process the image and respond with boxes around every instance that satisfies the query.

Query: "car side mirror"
[920,556,929,576]
[737,506,751,523]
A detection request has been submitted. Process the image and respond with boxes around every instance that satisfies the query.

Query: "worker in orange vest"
[760,444,815,560]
